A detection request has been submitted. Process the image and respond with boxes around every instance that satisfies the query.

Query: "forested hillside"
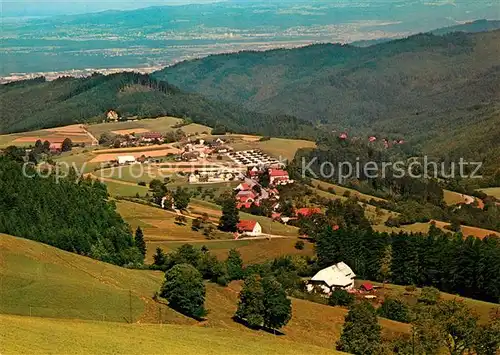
[0,72,316,139]
[0,156,141,265]
[157,30,500,168]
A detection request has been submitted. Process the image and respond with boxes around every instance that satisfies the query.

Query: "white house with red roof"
[306,262,356,294]
[269,169,290,185]
[237,220,262,236]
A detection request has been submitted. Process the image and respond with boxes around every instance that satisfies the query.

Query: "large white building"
[306,262,356,294]
[117,156,136,165]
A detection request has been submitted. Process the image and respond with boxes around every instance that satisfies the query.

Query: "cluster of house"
[234,167,292,210]
[228,150,281,167]
[306,261,377,297]
[113,132,166,148]
[188,167,246,184]
[180,138,231,162]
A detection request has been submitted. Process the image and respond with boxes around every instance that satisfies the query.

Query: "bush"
[328,289,355,307]
[418,286,441,305]
[138,181,146,186]
[159,264,207,319]
[294,240,305,250]
[377,298,411,323]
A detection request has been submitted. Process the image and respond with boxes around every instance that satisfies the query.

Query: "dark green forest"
[316,226,500,303]
[0,156,141,265]
[157,30,500,173]
[0,72,316,139]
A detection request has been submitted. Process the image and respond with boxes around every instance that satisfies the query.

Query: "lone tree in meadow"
[134,226,146,259]
[235,274,266,328]
[235,275,292,332]
[226,249,244,281]
[61,138,73,152]
[262,276,292,332]
[336,301,381,354]
[219,195,239,232]
[173,187,191,211]
[160,263,207,319]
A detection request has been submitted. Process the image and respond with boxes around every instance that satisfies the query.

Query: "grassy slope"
[480,187,500,199]
[0,314,340,355]
[0,233,401,352]
[354,280,499,324]
[0,233,188,324]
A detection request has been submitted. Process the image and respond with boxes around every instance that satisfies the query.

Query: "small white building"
[117,155,136,165]
[237,220,262,237]
[306,262,356,294]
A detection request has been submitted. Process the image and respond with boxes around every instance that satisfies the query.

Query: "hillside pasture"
[374,220,500,239]
[115,200,232,242]
[0,314,340,355]
[0,233,186,324]
[147,238,314,265]
[86,116,212,139]
[0,124,94,148]
[480,187,500,199]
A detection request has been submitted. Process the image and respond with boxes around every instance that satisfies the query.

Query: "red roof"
[296,207,322,217]
[270,169,289,177]
[144,132,163,139]
[237,202,253,209]
[237,220,258,232]
[238,183,252,191]
[361,282,374,291]
[271,212,282,220]
[49,143,62,150]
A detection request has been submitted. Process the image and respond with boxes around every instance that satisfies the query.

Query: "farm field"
[147,238,314,265]
[229,136,316,161]
[86,116,212,138]
[0,124,95,148]
[189,199,300,237]
[374,220,500,239]
[443,189,470,205]
[480,187,500,199]
[0,314,341,355]
[311,179,387,203]
[115,200,232,241]
[89,144,182,163]
[354,280,499,324]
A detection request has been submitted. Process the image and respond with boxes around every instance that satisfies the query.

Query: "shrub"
[294,240,305,250]
[378,298,411,323]
[328,289,355,307]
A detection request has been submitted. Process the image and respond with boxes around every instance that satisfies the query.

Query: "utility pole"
[129,289,133,323]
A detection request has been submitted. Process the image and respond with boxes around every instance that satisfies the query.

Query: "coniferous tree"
[226,249,244,280]
[336,301,381,355]
[219,195,239,232]
[134,226,146,259]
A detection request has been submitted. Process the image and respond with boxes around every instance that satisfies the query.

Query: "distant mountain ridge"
[154,29,500,171]
[0,72,316,138]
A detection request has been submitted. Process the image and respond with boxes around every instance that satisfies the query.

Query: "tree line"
[316,225,500,303]
[0,156,142,266]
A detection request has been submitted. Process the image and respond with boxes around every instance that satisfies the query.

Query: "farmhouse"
[296,207,322,217]
[237,220,262,237]
[306,262,356,294]
[117,156,136,165]
[269,169,290,185]
[49,143,62,154]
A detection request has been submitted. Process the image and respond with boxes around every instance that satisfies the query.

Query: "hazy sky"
[1,0,225,16]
